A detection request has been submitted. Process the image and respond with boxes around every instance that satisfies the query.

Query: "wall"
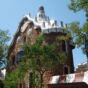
[48,82,88,88]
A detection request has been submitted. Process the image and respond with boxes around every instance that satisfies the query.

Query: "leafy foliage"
[23,34,66,72]
[68,0,88,21]
[23,34,66,88]
[0,29,10,60]
[3,70,19,88]
[67,22,82,46]
[4,61,29,88]
[67,21,88,59]
[68,0,88,59]
[4,34,66,88]
[68,0,88,12]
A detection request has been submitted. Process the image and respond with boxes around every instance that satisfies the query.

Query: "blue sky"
[0,0,87,68]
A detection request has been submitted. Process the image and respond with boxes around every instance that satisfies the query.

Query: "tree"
[0,30,10,58]
[68,0,88,21]
[3,59,29,88]
[0,29,10,88]
[68,0,88,11]
[0,29,10,69]
[67,22,88,61]
[3,70,19,88]
[68,0,88,61]
[23,34,66,88]
[3,34,66,88]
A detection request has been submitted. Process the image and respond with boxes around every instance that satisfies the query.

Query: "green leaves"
[22,34,67,88]
[69,0,88,11]
[23,34,66,72]
[68,0,79,12]
[3,71,19,88]
[67,21,88,58]
[82,22,88,32]
[0,29,10,61]
[68,0,88,21]
[0,30,10,44]
[5,34,66,88]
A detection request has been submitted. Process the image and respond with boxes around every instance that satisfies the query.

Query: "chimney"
[60,21,63,27]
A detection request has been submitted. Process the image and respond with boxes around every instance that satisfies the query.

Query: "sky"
[0,0,87,68]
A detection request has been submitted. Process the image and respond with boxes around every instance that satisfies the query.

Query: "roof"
[24,15,66,33]
[49,70,88,85]
[8,8,67,58]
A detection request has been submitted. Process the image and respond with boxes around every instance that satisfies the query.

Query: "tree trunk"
[40,73,43,88]
[29,72,33,88]
[0,80,4,88]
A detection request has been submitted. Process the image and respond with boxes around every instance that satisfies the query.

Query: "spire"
[38,6,45,13]
[37,6,46,22]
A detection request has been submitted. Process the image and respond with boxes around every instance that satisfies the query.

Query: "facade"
[8,6,75,87]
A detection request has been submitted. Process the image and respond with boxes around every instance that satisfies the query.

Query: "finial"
[38,6,44,11]
[29,13,31,17]
[60,21,63,27]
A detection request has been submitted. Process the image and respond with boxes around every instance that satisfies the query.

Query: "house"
[8,6,76,88]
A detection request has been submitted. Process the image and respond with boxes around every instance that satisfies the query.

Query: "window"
[64,65,69,74]
[62,40,66,52]
[15,49,24,63]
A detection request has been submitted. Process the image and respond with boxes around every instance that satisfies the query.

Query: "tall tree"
[0,29,10,69]
[68,0,88,61]
[68,0,88,21]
